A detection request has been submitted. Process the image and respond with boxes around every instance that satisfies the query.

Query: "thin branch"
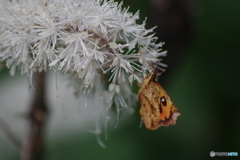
[0,116,21,148]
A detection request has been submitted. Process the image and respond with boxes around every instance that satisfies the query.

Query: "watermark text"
[210,151,238,157]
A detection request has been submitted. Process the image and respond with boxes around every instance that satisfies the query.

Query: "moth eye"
[160,97,167,106]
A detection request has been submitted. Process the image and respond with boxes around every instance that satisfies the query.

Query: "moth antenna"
[157,69,166,76]
[149,60,167,77]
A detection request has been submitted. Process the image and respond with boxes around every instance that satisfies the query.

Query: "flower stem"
[22,72,49,160]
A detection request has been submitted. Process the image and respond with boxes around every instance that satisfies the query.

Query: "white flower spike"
[0,0,167,119]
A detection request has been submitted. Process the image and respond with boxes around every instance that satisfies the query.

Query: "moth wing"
[138,70,180,130]
[138,83,162,130]
[160,103,180,126]
[138,93,153,130]
[153,83,180,126]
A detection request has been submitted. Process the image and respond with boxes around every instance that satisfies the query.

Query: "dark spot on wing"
[160,96,167,106]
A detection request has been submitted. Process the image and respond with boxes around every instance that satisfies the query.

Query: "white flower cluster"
[0,0,167,112]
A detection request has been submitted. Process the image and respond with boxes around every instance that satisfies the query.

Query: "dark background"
[0,0,240,159]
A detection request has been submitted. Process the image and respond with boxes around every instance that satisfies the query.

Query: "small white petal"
[115,85,120,93]
[109,42,118,49]
[108,83,115,92]
[78,32,89,39]
[128,74,134,84]
[64,35,76,44]
[85,71,94,87]
[103,91,112,106]
[111,56,119,66]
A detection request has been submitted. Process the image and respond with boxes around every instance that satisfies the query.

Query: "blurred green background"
[0,0,240,159]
